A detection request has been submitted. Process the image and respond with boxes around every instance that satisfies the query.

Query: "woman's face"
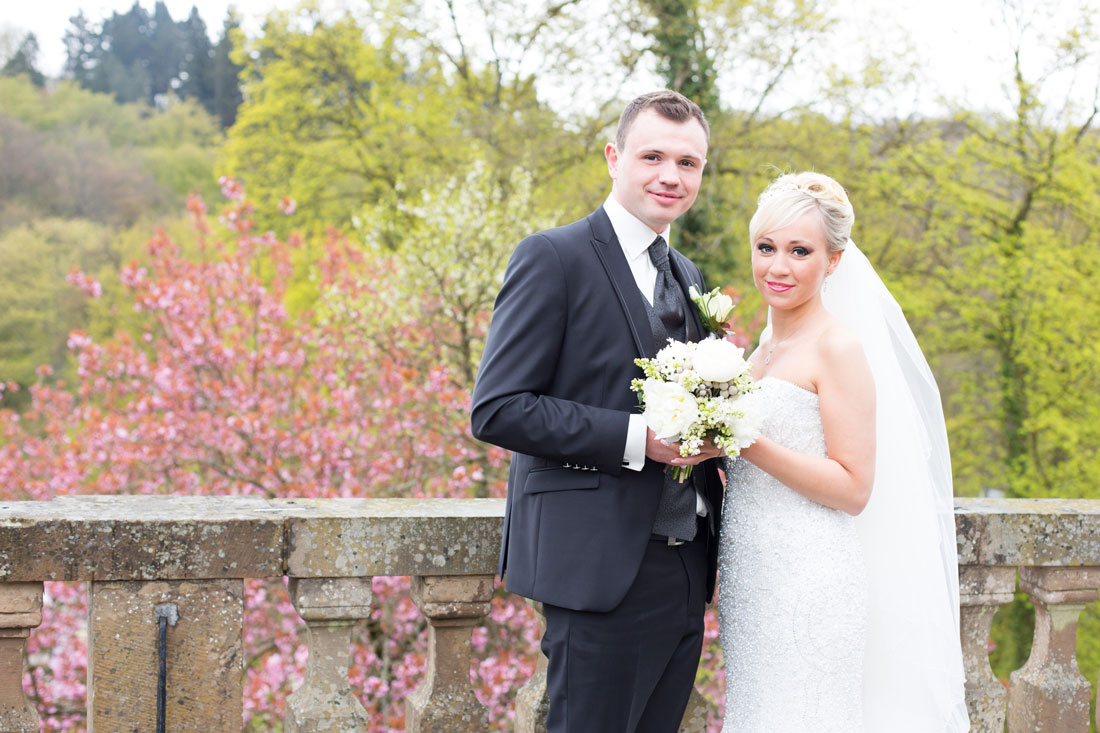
[751,211,841,311]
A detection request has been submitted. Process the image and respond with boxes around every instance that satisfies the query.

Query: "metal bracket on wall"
[154,603,179,733]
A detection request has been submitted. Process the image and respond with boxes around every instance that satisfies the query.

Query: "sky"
[2,0,1095,118]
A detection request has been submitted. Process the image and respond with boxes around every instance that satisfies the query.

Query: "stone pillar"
[0,582,43,732]
[959,565,1016,732]
[285,577,373,733]
[406,574,494,732]
[1008,566,1100,733]
[679,687,714,732]
[515,600,548,733]
[87,579,243,731]
[512,598,714,733]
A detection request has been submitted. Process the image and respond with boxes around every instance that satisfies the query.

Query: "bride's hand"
[646,430,723,466]
[670,439,723,466]
[644,428,685,465]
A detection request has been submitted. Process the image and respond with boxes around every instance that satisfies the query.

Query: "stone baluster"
[0,583,43,732]
[406,574,494,732]
[679,686,715,732]
[285,577,373,732]
[513,598,714,733]
[958,565,1016,732]
[1008,566,1100,733]
[515,600,549,733]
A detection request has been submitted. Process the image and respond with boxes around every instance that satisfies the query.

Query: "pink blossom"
[66,268,103,299]
[218,175,245,201]
[0,185,724,730]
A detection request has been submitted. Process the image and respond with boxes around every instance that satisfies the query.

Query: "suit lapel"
[669,251,707,341]
[587,207,657,359]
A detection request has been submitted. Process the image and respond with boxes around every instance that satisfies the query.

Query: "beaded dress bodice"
[718,377,867,732]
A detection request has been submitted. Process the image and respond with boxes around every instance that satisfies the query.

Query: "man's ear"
[605,142,619,179]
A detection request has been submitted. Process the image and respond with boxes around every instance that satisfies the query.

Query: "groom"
[471,90,723,732]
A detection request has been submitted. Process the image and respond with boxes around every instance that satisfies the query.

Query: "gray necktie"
[648,236,686,342]
[646,236,698,542]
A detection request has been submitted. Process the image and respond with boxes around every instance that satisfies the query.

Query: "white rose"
[690,285,736,328]
[641,379,699,441]
[707,290,736,322]
[692,338,748,383]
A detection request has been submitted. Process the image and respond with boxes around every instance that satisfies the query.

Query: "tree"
[0,75,219,409]
[840,0,1100,691]
[96,2,154,103]
[222,10,483,236]
[222,2,629,238]
[177,8,215,106]
[0,75,219,230]
[210,12,244,128]
[148,1,184,101]
[0,182,549,728]
[1,32,46,87]
[872,0,1100,500]
[60,1,241,122]
[62,12,101,91]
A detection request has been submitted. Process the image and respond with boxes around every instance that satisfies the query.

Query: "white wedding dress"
[718,376,867,731]
[717,241,970,731]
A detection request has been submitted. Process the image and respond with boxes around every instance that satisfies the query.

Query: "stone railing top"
[0,495,506,582]
[0,495,1096,582]
[954,497,1100,567]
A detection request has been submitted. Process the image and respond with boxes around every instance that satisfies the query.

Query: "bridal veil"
[823,239,970,730]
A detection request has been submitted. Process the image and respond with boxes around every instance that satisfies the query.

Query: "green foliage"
[222,2,615,237]
[364,164,558,389]
[0,76,219,404]
[222,10,476,236]
[6,0,1100,708]
[0,76,219,230]
[0,219,112,407]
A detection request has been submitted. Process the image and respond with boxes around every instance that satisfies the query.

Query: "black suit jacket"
[471,206,723,612]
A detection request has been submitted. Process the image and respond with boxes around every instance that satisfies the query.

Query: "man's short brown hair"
[615,90,710,151]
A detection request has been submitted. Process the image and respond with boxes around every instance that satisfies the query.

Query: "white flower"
[729,392,763,446]
[689,285,737,335]
[640,379,700,441]
[692,338,748,383]
[656,339,693,367]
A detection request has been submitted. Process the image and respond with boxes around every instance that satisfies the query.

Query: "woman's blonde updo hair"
[749,172,854,253]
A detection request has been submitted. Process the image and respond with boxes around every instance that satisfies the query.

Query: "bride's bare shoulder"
[811,316,873,397]
[815,314,865,362]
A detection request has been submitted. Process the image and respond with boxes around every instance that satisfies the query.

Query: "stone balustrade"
[0,495,1095,730]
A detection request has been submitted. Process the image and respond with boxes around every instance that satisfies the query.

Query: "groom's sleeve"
[471,234,628,475]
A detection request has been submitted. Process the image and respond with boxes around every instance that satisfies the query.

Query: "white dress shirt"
[603,193,669,307]
[604,194,665,472]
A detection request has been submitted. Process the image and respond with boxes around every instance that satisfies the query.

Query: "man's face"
[605,109,708,234]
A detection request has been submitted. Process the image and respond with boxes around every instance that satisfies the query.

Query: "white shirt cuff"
[622,414,647,471]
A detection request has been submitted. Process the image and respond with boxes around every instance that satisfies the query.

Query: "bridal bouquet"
[631,338,761,482]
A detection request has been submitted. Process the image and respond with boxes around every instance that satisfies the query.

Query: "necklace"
[764,322,811,365]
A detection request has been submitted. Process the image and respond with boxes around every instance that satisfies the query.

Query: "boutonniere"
[688,285,736,337]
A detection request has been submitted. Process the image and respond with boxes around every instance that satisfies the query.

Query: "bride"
[718,172,969,730]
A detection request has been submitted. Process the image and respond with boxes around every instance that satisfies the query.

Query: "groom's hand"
[645,429,723,465]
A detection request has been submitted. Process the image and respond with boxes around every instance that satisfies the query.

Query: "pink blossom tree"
[0,176,739,729]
